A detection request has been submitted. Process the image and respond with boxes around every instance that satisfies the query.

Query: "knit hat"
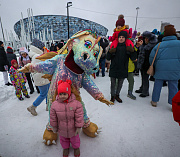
[58,80,72,96]
[164,25,176,37]
[116,14,125,27]
[6,46,13,54]
[11,59,18,67]
[31,38,45,50]
[19,47,28,54]
[0,41,3,46]
[118,31,127,39]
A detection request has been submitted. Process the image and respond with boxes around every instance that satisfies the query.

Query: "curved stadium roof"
[14,15,108,40]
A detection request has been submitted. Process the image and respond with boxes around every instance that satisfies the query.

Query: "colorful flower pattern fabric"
[9,66,28,98]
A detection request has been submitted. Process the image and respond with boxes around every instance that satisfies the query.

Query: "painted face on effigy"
[72,34,102,75]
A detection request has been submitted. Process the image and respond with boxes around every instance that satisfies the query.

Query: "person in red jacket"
[50,80,84,157]
[109,14,134,52]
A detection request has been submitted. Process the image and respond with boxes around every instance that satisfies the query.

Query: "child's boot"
[19,97,24,101]
[27,104,37,116]
[25,95,30,98]
[127,90,136,100]
[74,148,80,157]
[63,148,69,157]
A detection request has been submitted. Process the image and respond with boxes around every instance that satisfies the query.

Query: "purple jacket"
[50,93,84,138]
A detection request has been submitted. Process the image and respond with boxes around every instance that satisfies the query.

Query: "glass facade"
[14,15,108,40]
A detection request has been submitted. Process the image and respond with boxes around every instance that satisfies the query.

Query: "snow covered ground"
[0,71,180,157]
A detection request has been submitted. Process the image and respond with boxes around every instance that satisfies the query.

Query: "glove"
[126,45,134,53]
[109,46,116,53]
[52,127,57,133]
[98,97,114,106]
[17,63,32,73]
[75,128,81,136]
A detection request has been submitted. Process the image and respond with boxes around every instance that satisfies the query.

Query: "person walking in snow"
[136,31,157,97]
[106,31,136,103]
[27,38,50,116]
[9,59,30,100]
[150,25,180,107]
[50,80,84,157]
[0,41,12,86]
[19,47,39,94]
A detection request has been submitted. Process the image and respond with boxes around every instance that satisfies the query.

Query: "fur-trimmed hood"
[140,32,158,52]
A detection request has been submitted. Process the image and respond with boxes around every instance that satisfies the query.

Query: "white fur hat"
[19,47,28,54]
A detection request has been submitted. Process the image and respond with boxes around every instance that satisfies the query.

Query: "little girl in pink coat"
[50,80,84,157]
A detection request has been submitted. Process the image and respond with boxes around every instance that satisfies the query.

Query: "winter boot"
[63,148,69,157]
[151,101,157,107]
[127,91,136,100]
[19,97,24,101]
[135,89,142,93]
[110,96,115,103]
[115,95,122,103]
[27,105,37,116]
[25,95,30,98]
[74,148,80,157]
[30,90,34,94]
[139,93,149,97]
[5,82,13,86]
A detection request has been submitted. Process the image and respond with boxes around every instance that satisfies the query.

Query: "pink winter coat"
[50,93,84,138]
[19,56,31,67]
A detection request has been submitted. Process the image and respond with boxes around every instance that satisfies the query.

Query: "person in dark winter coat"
[150,25,180,107]
[50,43,56,51]
[96,37,109,77]
[6,46,17,69]
[136,31,157,97]
[56,42,64,51]
[0,41,12,86]
[106,31,136,103]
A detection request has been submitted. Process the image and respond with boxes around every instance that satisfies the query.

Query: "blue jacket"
[149,36,180,80]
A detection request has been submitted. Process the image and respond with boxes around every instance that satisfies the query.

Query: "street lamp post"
[67,2,72,39]
[135,7,140,31]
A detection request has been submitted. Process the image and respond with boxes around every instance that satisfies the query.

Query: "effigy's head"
[60,30,102,75]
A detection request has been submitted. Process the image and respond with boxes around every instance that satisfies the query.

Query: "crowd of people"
[0,14,180,157]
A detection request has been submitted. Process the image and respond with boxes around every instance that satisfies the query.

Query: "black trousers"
[139,69,149,95]
[25,73,34,92]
